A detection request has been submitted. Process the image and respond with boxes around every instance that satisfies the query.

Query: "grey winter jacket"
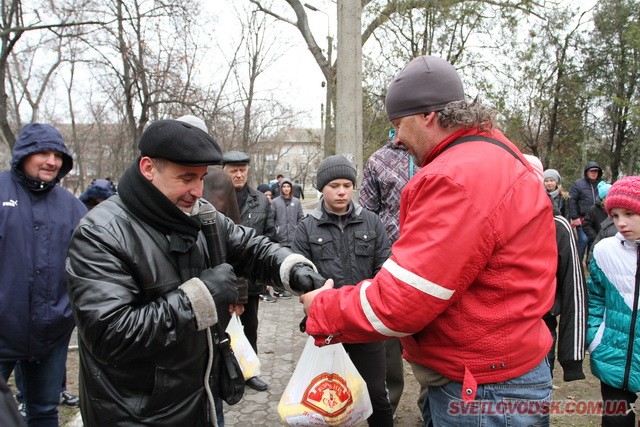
[271,195,304,247]
[291,200,391,288]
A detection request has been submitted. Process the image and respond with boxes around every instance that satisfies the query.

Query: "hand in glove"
[289,263,326,294]
[199,263,239,306]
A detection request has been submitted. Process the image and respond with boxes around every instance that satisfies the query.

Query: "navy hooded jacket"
[0,123,87,361]
[568,161,603,220]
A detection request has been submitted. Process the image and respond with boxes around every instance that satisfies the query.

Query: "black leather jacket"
[238,186,277,296]
[66,196,294,426]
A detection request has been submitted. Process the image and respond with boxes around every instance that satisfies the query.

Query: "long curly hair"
[436,99,494,132]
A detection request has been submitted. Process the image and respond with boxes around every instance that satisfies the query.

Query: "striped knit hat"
[605,176,640,216]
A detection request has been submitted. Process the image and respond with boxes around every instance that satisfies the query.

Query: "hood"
[10,123,73,182]
[583,161,602,180]
[79,179,115,203]
[280,177,293,188]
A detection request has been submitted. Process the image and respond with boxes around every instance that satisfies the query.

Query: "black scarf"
[118,159,202,254]
[235,185,249,209]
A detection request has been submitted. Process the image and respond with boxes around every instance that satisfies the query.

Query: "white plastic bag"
[278,336,373,426]
[225,313,261,380]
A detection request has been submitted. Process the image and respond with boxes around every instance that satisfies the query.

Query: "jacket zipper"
[325,333,341,345]
[622,243,640,390]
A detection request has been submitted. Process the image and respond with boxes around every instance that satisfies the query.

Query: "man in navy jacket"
[0,124,87,425]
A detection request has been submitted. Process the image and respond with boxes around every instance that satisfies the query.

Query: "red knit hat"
[605,176,640,216]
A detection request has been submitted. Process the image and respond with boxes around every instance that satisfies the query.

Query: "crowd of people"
[1,54,638,427]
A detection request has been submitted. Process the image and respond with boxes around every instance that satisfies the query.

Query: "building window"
[284,163,290,171]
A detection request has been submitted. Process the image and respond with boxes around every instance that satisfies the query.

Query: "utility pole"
[335,0,362,179]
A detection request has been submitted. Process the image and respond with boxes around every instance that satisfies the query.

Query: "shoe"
[260,294,277,303]
[273,290,292,299]
[59,390,80,408]
[245,376,268,391]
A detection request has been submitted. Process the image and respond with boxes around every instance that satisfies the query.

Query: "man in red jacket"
[301,56,557,426]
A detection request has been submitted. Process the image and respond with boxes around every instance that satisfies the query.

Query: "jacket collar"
[309,198,363,222]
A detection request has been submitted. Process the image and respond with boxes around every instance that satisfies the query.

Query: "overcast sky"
[206,1,337,129]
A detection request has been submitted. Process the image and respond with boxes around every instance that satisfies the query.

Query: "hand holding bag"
[226,313,261,380]
[278,336,373,426]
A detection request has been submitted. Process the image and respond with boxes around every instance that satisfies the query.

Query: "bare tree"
[0,0,108,149]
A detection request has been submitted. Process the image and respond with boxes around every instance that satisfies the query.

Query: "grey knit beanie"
[316,155,356,190]
[543,169,561,184]
[385,56,465,121]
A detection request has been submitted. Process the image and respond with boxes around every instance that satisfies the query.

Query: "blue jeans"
[14,363,67,399]
[0,335,71,427]
[423,358,552,427]
[576,226,589,263]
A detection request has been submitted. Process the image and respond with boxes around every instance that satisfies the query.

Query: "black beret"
[138,119,223,166]
[221,151,250,166]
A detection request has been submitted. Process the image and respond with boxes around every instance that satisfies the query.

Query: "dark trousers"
[576,226,589,263]
[344,342,393,427]
[384,338,404,413]
[0,334,71,427]
[240,295,260,353]
[600,381,637,427]
[544,315,558,375]
[15,364,67,401]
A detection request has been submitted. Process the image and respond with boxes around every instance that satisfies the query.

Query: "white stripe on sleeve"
[384,259,455,300]
[358,260,455,337]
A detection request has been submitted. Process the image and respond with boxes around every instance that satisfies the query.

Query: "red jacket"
[306,128,556,395]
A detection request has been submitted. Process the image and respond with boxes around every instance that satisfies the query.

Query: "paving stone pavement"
[222,296,311,426]
[66,297,311,427]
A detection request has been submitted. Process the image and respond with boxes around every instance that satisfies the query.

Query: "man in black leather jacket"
[66,120,324,426]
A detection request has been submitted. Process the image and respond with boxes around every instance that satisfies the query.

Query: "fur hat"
[138,119,222,166]
[543,169,561,184]
[316,155,356,190]
[605,176,640,216]
[385,56,465,121]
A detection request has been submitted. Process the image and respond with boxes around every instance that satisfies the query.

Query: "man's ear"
[139,157,155,180]
[423,111,437,125]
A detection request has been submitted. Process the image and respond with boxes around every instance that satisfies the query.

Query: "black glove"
[199,263,239,306]
[289,263,326,294]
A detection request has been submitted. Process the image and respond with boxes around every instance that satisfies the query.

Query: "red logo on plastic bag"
[302,373,353,417]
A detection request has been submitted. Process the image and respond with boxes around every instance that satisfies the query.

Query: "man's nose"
[44,153,57,164]
[191,181,203,199]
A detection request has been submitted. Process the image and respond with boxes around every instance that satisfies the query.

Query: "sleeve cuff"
[180,277,218,330]
[279,253,317,288]
[561,360,586,382]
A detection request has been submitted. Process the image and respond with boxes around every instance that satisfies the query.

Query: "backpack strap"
[440,135,526,167]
